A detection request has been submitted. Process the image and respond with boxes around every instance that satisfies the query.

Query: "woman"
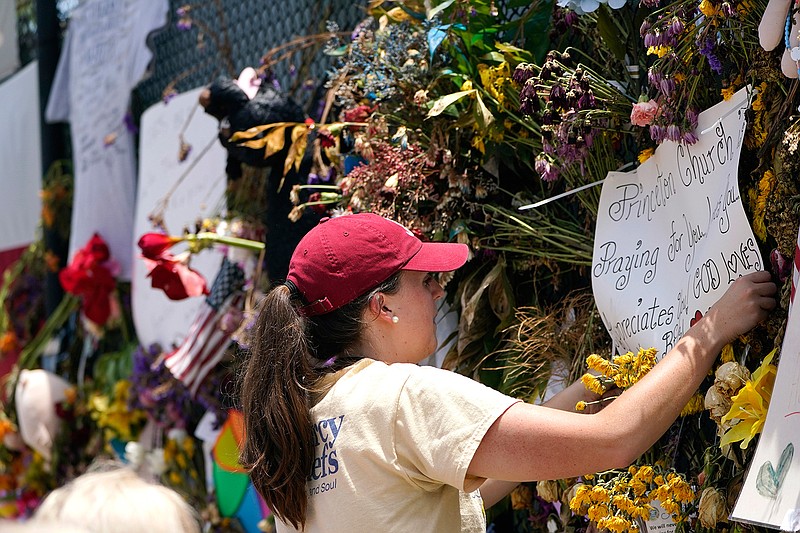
[31,463,200,533]
[240,213,776,532]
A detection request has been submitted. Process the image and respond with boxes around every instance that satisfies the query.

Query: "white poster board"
[0,1,19,80]
[132,88,227,350]
[592,88,760,356]
[0,62,41,250]
[730,229,800,530]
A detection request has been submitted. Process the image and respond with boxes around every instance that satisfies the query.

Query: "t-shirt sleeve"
[392,365,519,492]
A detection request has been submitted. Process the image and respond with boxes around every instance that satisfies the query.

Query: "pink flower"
[630,99,659,127]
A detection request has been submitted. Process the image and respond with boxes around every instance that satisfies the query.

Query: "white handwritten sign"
[592,88,760,356]
[131,88,227,350]
[731,227,800,530]
[45,0,169,279]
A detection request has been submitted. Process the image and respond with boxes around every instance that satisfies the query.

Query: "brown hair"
[240,274,401,529]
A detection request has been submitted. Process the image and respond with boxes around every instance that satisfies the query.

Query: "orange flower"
[0,331,18,353]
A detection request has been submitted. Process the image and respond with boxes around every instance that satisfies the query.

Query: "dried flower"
[698,487,727,528]
[536,479,561,502]
[511,484,534,509]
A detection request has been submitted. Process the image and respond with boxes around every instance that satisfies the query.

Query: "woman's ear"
[366,293,384,321]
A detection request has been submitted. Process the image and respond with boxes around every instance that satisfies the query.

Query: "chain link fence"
[132,0,369,117]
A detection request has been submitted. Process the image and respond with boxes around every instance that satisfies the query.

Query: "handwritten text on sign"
[592,88,760,356]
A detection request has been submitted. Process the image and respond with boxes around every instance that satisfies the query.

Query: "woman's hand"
[702,271,777,347]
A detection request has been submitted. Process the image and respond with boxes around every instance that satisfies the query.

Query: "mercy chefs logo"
[308,415,344,496]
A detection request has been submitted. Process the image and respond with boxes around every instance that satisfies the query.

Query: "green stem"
[186,232,265,251]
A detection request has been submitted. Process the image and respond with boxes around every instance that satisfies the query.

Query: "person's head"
[240,213,468,529]
[31,464,200,533]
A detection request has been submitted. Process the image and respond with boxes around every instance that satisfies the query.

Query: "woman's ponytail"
[240,284,315,530]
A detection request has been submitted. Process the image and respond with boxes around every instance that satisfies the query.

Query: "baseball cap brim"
[402,242,470,272]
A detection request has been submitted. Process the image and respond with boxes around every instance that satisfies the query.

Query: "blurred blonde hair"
[32,464,200,533]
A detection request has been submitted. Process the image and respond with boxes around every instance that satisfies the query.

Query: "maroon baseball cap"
[286,213,469,316]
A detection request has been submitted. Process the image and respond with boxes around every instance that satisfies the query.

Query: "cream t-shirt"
[275,359,520,533]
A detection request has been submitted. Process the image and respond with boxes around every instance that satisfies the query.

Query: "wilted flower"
[705,385,733,426]
[698,487,727,528]
[714,362,751,397]
[142,253,209,301]
[536,479,561,502]
[511,484,534,509]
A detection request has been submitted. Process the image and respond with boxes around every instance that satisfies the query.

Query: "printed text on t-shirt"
[308,415,344,481]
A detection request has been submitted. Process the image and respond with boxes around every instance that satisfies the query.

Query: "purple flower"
[647,68,663,86]
[659,77,676,96]
[512,63,537,85]
[669,17,684,36]
[666,124,681,141]
[577,90,596,110]
[176,17,192,31]
[686,107,699,130]
[699,36,723,74]
[649,124,665,143]
[534,154,560,181]
[681,130,699,144]
[519,80,541,115]
[550,83,567,109]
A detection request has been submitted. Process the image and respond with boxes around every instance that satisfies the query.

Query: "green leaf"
[426,0,456,20]
[427,89,475,117]
[596,4,627,60]
[324,45,349,57]
[481,51,506,63]
[475,92,495,128]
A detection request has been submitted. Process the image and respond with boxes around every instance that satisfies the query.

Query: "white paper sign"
[592,88,760,356]
[731,227,800,530]
[132,88,227,350]
[644,500,678,533]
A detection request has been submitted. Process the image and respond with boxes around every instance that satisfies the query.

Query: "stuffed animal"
[14,369,72,461]
[198,69,307,180]
[759,0,799,78]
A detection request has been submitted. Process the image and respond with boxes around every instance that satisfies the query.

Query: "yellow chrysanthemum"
[570,484,593,511]
[699,0,718,16]
[638,147,655,163]
[680,393,705,417]
[721,87,735,101]
[751,82,768,111]
[750,170,776,241]
[581,373,607,395]
[647,45,671,58]
[720,343,735,363]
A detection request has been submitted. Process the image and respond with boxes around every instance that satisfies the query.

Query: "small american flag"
[165,258,245,396]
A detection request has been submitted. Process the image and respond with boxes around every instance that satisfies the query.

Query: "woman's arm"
[468,271,776,482]
[479,479,522,508]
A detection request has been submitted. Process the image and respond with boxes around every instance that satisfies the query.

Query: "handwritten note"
[731,227,800,530]
[131,87,227,350]
[592,88,759,356]
[44,0,169,279]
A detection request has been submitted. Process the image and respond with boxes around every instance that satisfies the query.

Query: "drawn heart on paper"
[756,442,794,498]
